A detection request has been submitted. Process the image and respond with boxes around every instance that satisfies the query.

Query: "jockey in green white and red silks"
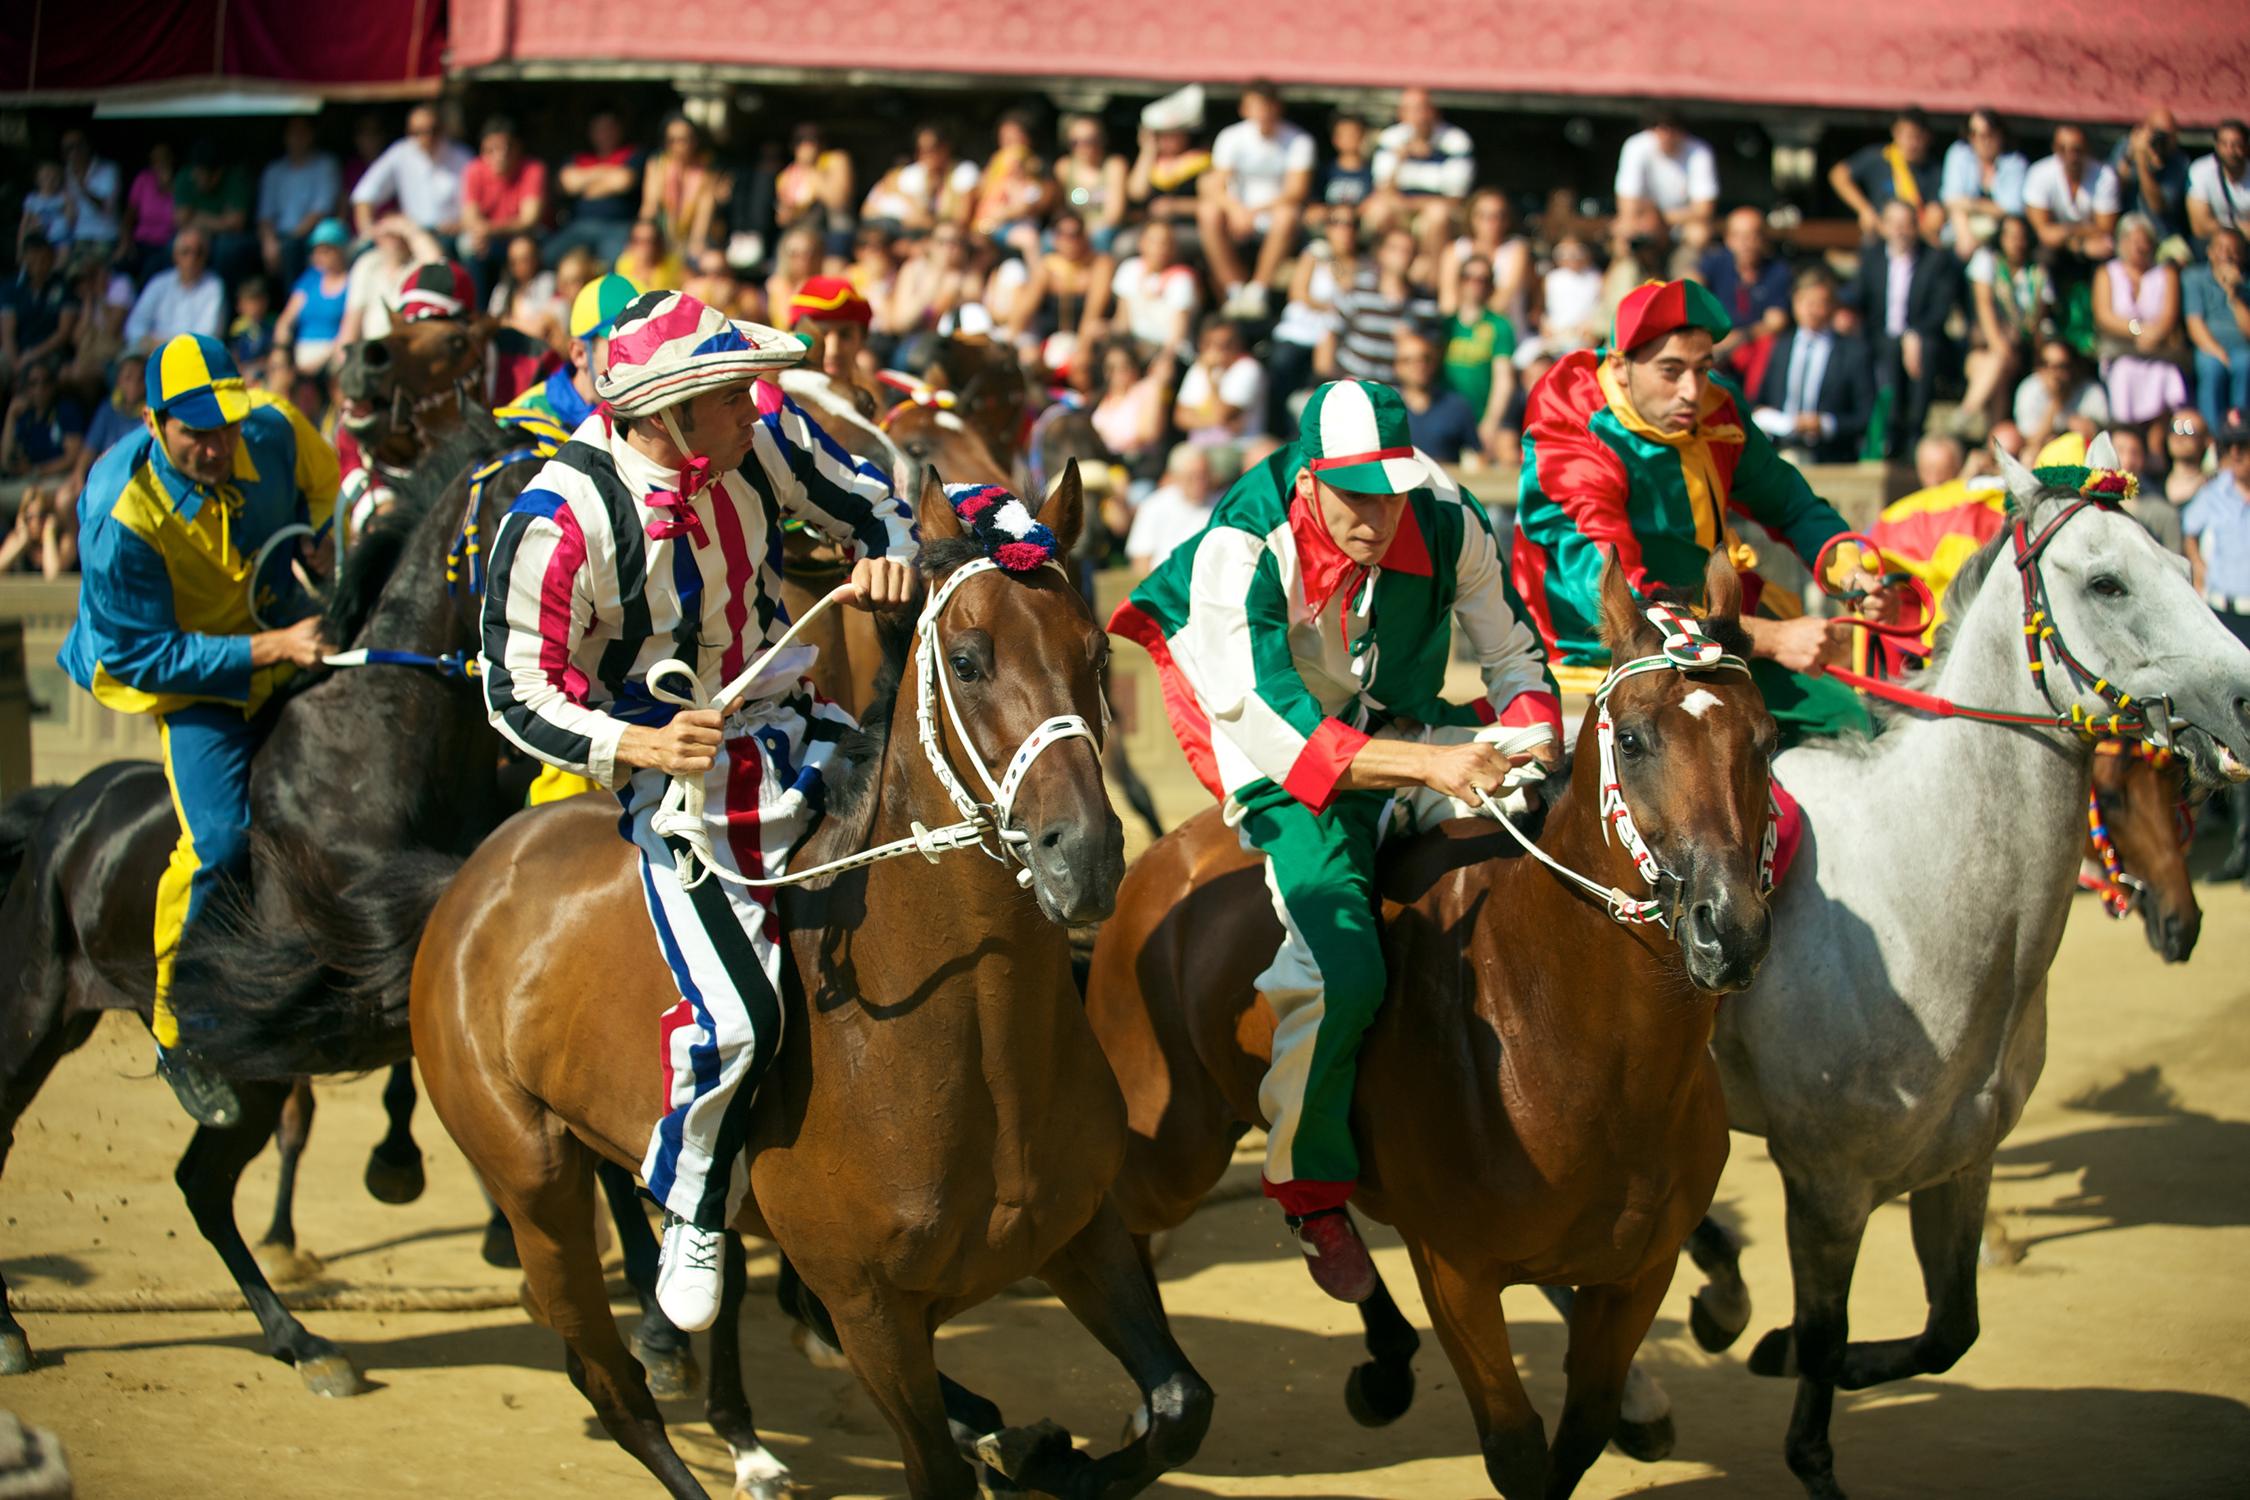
[1111,378,1558,1250]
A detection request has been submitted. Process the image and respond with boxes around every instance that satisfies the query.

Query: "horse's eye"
[949,653,980,683]
[449,334,469,357]
[2091,575,2127,598]
[1616,728,1645,757]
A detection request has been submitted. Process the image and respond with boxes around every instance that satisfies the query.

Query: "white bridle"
[1477,603,1773,927]
[646,557,1100,893]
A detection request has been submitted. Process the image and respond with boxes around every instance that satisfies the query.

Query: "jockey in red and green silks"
[1511,278,1902,743]
[1112,379,1561,1302]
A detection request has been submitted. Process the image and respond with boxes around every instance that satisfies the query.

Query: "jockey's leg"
[1750,658,1872,750]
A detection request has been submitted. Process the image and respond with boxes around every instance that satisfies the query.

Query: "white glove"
[1453,721,1557,821]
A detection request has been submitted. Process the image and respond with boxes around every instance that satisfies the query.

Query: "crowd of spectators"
[6,87,2249,583]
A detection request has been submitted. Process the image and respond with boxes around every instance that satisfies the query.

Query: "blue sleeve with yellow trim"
[73,503,253,708]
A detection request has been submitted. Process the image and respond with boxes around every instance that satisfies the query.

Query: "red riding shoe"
[1286,1207,1378,1303]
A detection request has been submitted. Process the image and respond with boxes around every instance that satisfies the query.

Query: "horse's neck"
[356,508,472,654]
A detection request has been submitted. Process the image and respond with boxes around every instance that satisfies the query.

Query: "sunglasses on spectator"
[2173,418,2206,436]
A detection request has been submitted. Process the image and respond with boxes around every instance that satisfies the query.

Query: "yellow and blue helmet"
[146,333,251,431]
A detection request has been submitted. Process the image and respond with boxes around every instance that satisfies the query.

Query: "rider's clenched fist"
[619,709,724,776]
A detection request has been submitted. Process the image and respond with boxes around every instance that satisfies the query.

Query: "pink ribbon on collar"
[645,454,714,542]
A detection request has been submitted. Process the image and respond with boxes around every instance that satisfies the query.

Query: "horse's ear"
[915,464,962,540]
[1702,545,1743,626]
[1039,459,1085,556]
[1596,551,1650,657]
[1993,442,2043,510]
[2085,430,2120,471]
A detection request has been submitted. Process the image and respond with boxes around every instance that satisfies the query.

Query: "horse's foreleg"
[254,1078,323,1283]
[1748,1182,1875,1500]
[823,1282,979,1499]
[1837,1162,1990,1390]
[1536,1284,1672,1464]
[363,1061,427,1204]
[1546,1260,1679,1497]
[173,1083,366,1397]
[1685,1213,1751,1352]
[706,1232,790,1500]
[594,1159,698,1399]
[1344,1272,1421,1427]
[1406,1237,1545,1500]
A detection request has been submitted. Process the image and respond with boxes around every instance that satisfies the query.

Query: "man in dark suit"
[1853,198,1963,458]
[1752,266,1877,463]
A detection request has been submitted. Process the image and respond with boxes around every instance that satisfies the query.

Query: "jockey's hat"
[394,259,476,324]
[146,333,250,431]
[595,290,804,419]
[1609,278,1732,356]
[788,275,873,327]
[570,272,643,342]
[1298,379,1431,496]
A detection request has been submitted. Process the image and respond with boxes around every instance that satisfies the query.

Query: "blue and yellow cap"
[146,334,251,431]
[570,272,644,341]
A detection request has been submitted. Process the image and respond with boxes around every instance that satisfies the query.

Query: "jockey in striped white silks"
[478,289,919,1331]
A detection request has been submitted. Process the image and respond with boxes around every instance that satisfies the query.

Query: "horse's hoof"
[633,1334,701,1401]
[482,1216,522,1269]
[1747,1326,1798,1379]
[973,1418,1074,1484]
[256,1241,326,1285]
[1613,1412,1676,1463]
[1343,1358,1416,1427]
[0,1327,33,1376]
[1690,1291,1746,1353]
[363,1145,427,1205]
[788,1320,851,1372]
[730,1439,795,1500]
[296,1351,368,1398]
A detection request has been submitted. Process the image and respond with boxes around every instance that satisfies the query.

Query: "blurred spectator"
[864,123,980,233]
[1367,87,1475,259]
[339,217,438,345]
[341,113,393,208]
[2187,119,2250,244]
[0,361,85,499]
[461,116,549,293]
[1914,431,1966,490]
[228,278,277,372]
[1317,112,1375,214]
[1960,214,2052,436]
[1090,336,1175,475]
[549,111,643,266]
[642,114,718,255]
[1491,336,1556,464]
[1125,442,1218,575]
[274,219,352,375]
[21,162,72,254]
[615,217,686,293]
[767,226,824,325]
[352,104,470,243]
[776,123,858,250]
[2094,213,2188,425]
[59,130,121,262]
[1941,108,2028,250]
[1055,115,1129,253]
[2015,337,2110,449]
[1005,210,1108,365]
[1440,255,1516,460]
[846,228,900,330]
[1324,226,1439,381]
[1602,232,1672,329]
[82,356,146,462]
[2182,416,2250,651]
[123,227,223,352]
[1542,234,1606,350]
[0,486,77,578]
[1092,217,1200,356]
[1613,110,1718,254]
[2,235,79,388]
[1699,206,1792,385]
[685,247,747,321]
[2108,425,2184,552]
[1174,315,1267,445]
[1202,80,1314,316]
[2110,106,2190,244]
[257,117,341,289]
[974,109,1055,255]
[122,142,178,281]
[1440,189,1534,332]
[60,257,131,390]
[174,141,258,289]
[1269,208,1358,432]
[2186,227,2250,425]
[1830,108,1945,240]
[492,234,566,348]
[1855,198,1960,457]
[884,224,978,338]
[1753,267,1876,462]
[2163,406,2212,504]
[1128,118,1213,228]
[1392,328,1477,464]
[2024,123,2120,263]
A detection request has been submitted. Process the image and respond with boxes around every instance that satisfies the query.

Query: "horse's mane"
[321,414,503,647]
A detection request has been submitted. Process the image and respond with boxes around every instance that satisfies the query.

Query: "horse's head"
[337,317,489,469]
[1993,436,2250,791]
[914,461,1123,924]
[2091,744,2200,962]
[930,337,1029,466]
[1594,550,1777,992]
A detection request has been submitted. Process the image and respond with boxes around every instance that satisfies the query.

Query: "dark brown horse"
[884,336,1026,496]
[1084,553,1775,1500]
[409,468,1211,1498]
[2084,738,2199,961]
[335,316,492,541]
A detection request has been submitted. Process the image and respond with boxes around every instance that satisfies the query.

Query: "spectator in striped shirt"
[1319,226,1441,383]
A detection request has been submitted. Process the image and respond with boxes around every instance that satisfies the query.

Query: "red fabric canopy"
[447,0,2250,125]
[3,0,445,97]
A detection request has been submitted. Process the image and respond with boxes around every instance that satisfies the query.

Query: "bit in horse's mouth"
[339,396,380,431]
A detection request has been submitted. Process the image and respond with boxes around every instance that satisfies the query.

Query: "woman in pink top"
[2093,212,2188,423]
[123,142,177,280]
[1090,336,1175,475]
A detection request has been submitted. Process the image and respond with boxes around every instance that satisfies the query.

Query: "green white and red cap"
[1298,379,1432,495]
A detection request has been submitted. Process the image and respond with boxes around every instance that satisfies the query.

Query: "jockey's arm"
[1448,483,1563,758]
[1727,406,1899,621]
[480,501,639,787]
[765,390,919,588]
[77,518,257,706]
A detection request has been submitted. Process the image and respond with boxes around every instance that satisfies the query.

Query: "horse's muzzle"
[1678,866,1771,994]
[1022,809,1125,925]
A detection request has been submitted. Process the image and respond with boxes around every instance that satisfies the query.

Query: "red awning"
[447,0,2250,125]
[3,0,446,99]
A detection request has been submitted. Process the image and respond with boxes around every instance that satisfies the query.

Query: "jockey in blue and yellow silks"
[59,333,340,1127]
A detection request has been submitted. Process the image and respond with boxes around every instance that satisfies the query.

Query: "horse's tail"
[167,842,464,1080]
[0,784,69,895]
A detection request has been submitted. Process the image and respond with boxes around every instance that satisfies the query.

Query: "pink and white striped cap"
[594,290,804,419]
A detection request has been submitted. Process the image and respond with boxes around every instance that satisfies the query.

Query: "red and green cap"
[1298,379,1430,495]
[1610,278,1732,356]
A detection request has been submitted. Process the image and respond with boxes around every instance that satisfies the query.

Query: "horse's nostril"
[362,342,391,369]
[1040,826,1066,851]
[1690,902,1721,945]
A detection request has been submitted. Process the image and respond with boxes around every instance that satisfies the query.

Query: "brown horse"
[2084,738,2200,961]
[409,467,1211,1498]
[335,316,492,540]
[1084,553,1775,1500]
[885,336,1026,496]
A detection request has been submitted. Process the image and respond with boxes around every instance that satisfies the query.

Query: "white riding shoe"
[655,1215,725,1332]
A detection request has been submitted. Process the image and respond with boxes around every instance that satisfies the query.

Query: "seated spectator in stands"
[1005,210,1109,367]
[684,247,748,322]
[1490,335,1555,465]
[2106,425,2185,553]
[2,234,78,391]
[61,257,130,392]
[1392,328,1478,464]
[1613,110,1718,256]
[2162,406,2212,505]
[641,114,718,257]
[2187,119,2250,245]
[848,226,902,325]
[1914,431,1967,491]
[1125,442,1219,575]
[1174,315,1267,445]
[460,116,548,295]
[122,142,178,282]
[2182,419,2250,626]
[229,278,278,375]
[766,226,824,329]
[1441,256,1516,461]
[2024,123,2121,264]
[884,224,979,342]
[82,355,145,462]
[1128,119,1213,228]
[1317,112,1376,215]
[1941,107,2029,251]
[0,485,77,579]
[258,117,341,290]
[2112,106,2190,244]
[1960,213,2052,437]
[21,162,72,256]
[123,227,224,353]
[1699,206,1792,385]
[2186,227,2250,427]
[1366,87,1475,260]
[615,217,686,293]
[0,361,84,499]
[2015,337,2110,450]
[1831,108,1945,241]
[776,123,858,249]
[1601,232,1672,332]
[174,141,259,289]
[2094,212,2189,425]
[1202,80,1315,317]
[1323,225,1440,381]
[1091,217,1200,357]
[60,130,121,265]
[1055,115,1128,252]
[1440,189,1534,332]
[548,111,642,266]
[1268,208,1358,433]
[973,109,1055,256]
[492,234,567,351]
[864,124,980,233]
[339,218,411,345]
[1541,233,1606,350]
[1753,267,1876,463]
[341,113,391,208]
[353,105,470,246]
[1854,198,1961,457]
[1090,336,1176,477]
[272,219,352,375]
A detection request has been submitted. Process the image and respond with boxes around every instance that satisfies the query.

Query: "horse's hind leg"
[254,1078,324,1283]
[1546,1260,1679,1498]
[174,1082,367,1397]
[1538,1284,1673,1463]
[363,1061,427,1204]
[595,1158,699,1399]
[706,1232,791,1499]
[1686,1213,1751,1352]
[1836,1162,1990,1390]
[1344,1272,1422,1428]
[1747,1181,1875,1500]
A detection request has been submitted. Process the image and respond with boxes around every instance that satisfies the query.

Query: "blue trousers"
[2195,350,2250,430]
[153,702,273,1044]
